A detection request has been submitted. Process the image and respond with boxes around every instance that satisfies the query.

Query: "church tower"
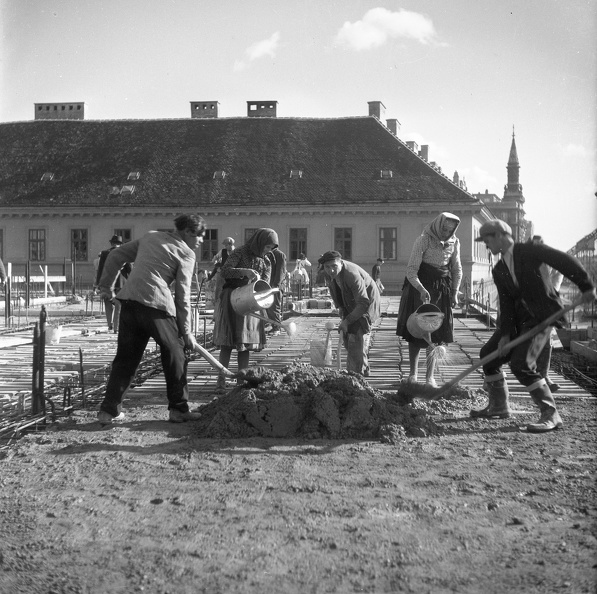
[501,127,527,241]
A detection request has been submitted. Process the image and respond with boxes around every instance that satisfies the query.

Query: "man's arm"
[98,241,139,296]
[341,271,371,326]
[534,243,594,295]
[174,252,196,341]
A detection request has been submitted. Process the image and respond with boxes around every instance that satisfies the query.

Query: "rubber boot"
[470,373,511,419]
[526,379,563,433]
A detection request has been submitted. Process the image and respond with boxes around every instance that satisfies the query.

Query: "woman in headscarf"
[396,212,462,386]
[213,228,279,390]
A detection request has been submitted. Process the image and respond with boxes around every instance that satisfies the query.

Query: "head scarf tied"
[425,212,460,246]
[246,228,279,256]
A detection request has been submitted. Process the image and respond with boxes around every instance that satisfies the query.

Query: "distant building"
[473,128,530,242]
[0,99,497,293]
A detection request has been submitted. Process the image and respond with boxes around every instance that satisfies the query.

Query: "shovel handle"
[433,298,583,398]
[191,342,237,377]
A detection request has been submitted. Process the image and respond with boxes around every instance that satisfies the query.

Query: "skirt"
[213,287,266,351]
[396,263,454,348]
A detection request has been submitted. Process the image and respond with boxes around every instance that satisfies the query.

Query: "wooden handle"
[433,299,582,398]
[192,342,236,377]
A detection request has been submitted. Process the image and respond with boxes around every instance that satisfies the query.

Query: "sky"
[1,0,595,252]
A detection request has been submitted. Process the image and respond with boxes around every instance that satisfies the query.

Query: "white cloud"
[234,32,281,71]
[459,166,499,195]
[561,143,588,158]
[335,8,438,51]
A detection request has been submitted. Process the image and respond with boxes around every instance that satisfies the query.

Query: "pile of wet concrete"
[194,364,482,441]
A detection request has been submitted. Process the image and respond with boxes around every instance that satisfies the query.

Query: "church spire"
[505,125,521,193]
[508,125,519,166]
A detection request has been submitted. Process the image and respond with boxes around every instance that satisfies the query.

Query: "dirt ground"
[1,365,596,594]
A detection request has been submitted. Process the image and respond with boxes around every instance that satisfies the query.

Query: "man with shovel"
[319,251,380,376]
[96,214,207,425]
[472,220,595,433]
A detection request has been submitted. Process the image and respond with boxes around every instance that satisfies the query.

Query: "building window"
[473,224,490,262]
[201,229,218,262]
[245,228,258,244]
[71,229,88,262]
[289,169,302,179]
[289,228,307,261]
[0,229,3,260]
[29,229,46,262]
[379,228,397,260]
[334,228,352,261]
[114,229,132,243]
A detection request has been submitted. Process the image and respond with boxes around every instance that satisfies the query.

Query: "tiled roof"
[0,117,478,208]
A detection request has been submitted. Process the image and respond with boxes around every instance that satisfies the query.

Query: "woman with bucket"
[396,212,462,386]
[213,228,279,391]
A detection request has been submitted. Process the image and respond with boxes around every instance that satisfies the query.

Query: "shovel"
[189,342,268,387]
[403,298,583,401]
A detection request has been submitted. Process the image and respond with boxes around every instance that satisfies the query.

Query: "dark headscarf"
[425,212,460,246]
[246,228,279,256]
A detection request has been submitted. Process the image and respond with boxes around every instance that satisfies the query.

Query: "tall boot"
[526,379,563,433]
[470,373,511,419]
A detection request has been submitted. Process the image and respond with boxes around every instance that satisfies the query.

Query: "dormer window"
[120,185,135,195]
[40,172,54,182]
[289,169,303,179]
[213,171,226,180]
[380,170,393,179]
[127,171,140,181]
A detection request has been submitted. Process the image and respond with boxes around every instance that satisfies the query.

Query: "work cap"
[222,237,235,245]
[318,250,342,264]
[110,235,123,244]
[475,220,512,241]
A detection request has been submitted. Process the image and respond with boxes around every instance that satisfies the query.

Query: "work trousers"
[345,327,371,376]
[481,329,543,387]
[99,301,189,416]
[103,296,122,331]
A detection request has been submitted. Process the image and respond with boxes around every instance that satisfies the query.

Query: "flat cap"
[318,250,342,264]
[475,220,512,241]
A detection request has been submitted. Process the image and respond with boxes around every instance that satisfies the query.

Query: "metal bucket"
[230,280,276,316]
[406,304,444,339]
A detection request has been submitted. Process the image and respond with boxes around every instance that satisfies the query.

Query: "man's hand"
[338,319,349,334]
[183,334,200,352]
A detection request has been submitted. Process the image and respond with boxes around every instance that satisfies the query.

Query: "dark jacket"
[494,242,594,336]
[95,247,131,290]
[265,249,287,288]
[328,260,381,333]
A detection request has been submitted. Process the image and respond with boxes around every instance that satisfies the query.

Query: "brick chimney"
[386,118,400,135]
[419,145,429,161]
[190,101,219,118]
[367,101,386,120]
[34,102,84,120]
[247,101,278,117]
[406,141,419,153]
